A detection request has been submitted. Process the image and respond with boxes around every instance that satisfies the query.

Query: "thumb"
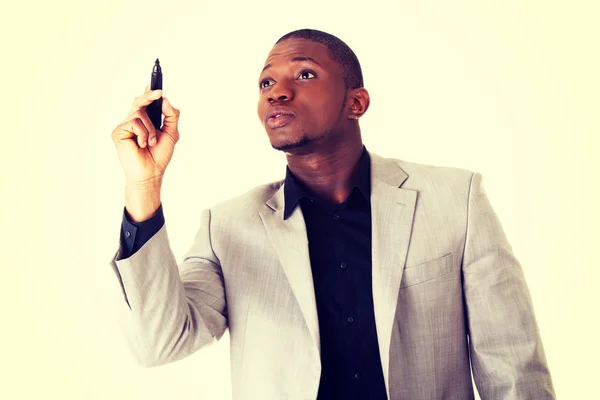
[158,97,181,144]
[161,97,180,131]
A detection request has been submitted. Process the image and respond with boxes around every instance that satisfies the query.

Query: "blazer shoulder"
[390,157,476,190]
[209,179,284,218]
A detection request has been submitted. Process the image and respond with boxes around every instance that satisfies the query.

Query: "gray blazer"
[110,151,555,399]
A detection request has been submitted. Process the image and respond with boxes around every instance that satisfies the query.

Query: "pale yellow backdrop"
[2,0,598,399]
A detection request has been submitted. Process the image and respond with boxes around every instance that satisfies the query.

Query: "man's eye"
[298,71,315,80]
[260,79,273,89]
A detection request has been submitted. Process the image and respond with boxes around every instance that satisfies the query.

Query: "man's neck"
[285,140,364,205]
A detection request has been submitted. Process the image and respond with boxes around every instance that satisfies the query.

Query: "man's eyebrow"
[261,57,322,73]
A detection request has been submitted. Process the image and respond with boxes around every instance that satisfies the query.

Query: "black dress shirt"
[119,146,387,399]
[283,146,386,400]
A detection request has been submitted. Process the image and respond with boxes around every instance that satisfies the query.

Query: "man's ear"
[347,88,370,120]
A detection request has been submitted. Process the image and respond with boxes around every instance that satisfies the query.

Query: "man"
[110,29,555,399]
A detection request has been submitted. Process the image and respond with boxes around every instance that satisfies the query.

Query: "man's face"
[257,38,349,152]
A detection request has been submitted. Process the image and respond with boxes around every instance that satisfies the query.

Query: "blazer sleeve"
[462,172,556,399]
[109,208,227,367]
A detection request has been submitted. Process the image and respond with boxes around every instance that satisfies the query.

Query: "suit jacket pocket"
[400,253,453,288]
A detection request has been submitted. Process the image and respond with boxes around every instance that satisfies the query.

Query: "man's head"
[257,29,370,154]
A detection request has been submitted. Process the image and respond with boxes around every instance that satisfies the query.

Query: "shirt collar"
[283,145,371,220]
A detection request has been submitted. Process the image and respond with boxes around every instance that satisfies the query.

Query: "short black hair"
[275,29,364,89]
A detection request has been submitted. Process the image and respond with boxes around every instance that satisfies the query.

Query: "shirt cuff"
[120,203,165,259]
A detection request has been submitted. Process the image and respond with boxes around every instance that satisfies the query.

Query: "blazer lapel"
[369,152,416,397]
[259,186,321,355]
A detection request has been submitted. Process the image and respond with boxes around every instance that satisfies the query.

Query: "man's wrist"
[124,177,163,222]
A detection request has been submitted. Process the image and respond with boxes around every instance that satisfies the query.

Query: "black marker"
[148,58,163,130]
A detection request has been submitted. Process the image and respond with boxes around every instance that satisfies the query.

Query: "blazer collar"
[267,150,409,214]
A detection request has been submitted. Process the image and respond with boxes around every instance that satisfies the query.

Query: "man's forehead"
[264,38,331,65]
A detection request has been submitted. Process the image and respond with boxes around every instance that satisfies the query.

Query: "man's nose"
[268,82,294,103]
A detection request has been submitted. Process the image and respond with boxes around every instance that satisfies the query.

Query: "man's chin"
[270,135,312,152]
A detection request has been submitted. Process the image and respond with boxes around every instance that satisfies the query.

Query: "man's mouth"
[266,113,295,129]
[266,108,296,129]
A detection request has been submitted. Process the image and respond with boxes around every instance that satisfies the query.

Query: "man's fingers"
[113,118,150,148]
[119,93,178,147]
[124,109,158,146]
[130,89,162,114]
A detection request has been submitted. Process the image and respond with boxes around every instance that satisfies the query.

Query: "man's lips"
[266,107,296,129]
[267,114,295,129]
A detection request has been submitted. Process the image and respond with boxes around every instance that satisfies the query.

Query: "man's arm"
[109,208,228,367]
[462,172,555,399]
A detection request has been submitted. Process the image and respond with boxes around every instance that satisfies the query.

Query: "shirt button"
[347,316,354,323]
[340,262,347,269]
[125,231,131,238]
[333,213,340,220]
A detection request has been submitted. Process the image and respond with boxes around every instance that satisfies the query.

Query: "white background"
[2,1,598,398]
